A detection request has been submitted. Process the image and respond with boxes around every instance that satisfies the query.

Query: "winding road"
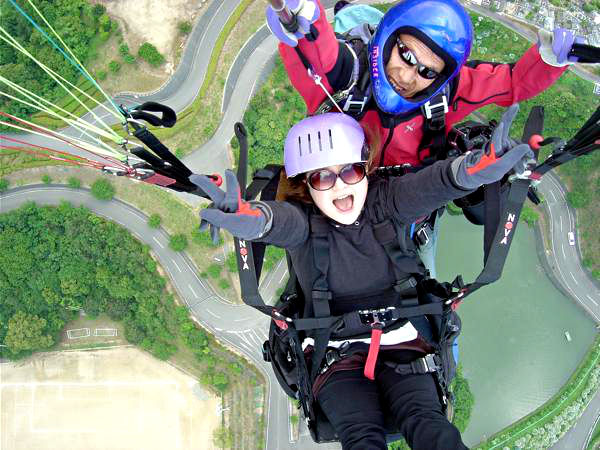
[2,0,599,448]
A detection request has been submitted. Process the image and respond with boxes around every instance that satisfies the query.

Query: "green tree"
[108,60,121,73]
[91,178,115,200]
[41,174,52,184]
[67,177,81,189]
[520,206,539,227]
[5,311,53,355]
[178,21,192,34]
[148,214,162,228]
[169,234,188,251]
[138,42,165,67]
[0,178,9,191]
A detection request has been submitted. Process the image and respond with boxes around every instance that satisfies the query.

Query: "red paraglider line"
[0,111,129,170]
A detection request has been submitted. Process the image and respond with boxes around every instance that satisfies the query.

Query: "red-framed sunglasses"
[395,39,441,80]
[307,163,367,191]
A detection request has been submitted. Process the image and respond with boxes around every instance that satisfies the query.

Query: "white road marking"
[172,260,182,272]
[234,317,248,322]
[559,215,562,233]
[569,272,578,284]
[279,270,287,284]
[587,295,598,306]
[562,244,566,259]
[152,236,164,248]
[205,308,220,319]
[189,284,197,298]
[237,332,251,346]
[549,190,556,202]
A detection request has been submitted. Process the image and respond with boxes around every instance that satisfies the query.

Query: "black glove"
[189,170,273,243]
[451,104,535,190]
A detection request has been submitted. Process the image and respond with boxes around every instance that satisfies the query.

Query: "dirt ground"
[97,0,203,74]
[0,347,220,450]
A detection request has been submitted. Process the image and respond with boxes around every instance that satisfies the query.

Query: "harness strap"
[364,322,382,380]
[384,353,441,376]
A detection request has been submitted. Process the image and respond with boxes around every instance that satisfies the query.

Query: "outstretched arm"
[191,170,309,249]
[452,28,583,119]
[385,105,534,223]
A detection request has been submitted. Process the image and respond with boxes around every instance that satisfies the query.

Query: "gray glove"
[190,170,273,243]
[451,104,535,190]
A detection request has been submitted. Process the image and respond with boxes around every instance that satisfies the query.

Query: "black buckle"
[262,341,271,362]
[359,308,394,326]
[414,223,431,247]
[411,354,441,374]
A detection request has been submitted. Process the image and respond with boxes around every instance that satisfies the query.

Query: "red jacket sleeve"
[278,0,339,114]
[448,45,567,122]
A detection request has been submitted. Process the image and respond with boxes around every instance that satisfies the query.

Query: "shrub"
[178,21,192,35]
[138,42,165,67]
[148,214,162,229]
[41,174,52,184]
[123,54,136,64]
[0,178,9,191]
[97,70,107,81]
[169,234,188,251]
[91,178,115,200]
[520,206,539,227]
[118,43,130,57]
[207,263,221,279]
[67,177,81,189]
[218,278,230,290]
[92,4,106,18]
[108,60,121,73]
[225,252,237,272]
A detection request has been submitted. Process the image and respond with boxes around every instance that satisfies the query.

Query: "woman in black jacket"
[192,107,532,450]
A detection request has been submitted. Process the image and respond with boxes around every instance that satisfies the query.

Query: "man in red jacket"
[266,0,582,276]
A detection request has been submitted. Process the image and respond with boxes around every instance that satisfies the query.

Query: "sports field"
[0,347,220,450]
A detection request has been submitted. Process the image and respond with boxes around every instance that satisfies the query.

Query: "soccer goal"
[94,328,118,337]
[66,328,91,339]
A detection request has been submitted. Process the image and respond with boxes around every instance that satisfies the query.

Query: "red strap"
[273,318,288,330]
[364,325,383,380]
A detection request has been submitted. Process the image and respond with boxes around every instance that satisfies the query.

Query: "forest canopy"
[0,201,190,360]
[0,0,108,118]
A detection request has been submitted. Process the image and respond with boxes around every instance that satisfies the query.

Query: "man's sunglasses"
[307,163,367,191]
[395,39,440,80]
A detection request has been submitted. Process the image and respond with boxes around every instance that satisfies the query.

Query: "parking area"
[1,347,220,450]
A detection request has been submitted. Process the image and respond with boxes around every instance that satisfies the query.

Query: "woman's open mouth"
[333,194,354,212]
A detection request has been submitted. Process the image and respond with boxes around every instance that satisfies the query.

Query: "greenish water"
[436,214,597,447]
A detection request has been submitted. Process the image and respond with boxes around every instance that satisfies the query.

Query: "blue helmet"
[369,0,473,115]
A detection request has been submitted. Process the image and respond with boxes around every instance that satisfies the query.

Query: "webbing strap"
[364,325,382,380]
[309,214,334,381]
[483,181,502,262]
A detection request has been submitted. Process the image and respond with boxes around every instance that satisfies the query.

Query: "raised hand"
[538,28,585,67]
[266,0,320,47]
[190,170,273,243]
[451,104,535,190]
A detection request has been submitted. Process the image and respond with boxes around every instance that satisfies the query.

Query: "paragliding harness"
[234,164,462,444]
[225,102,600,443]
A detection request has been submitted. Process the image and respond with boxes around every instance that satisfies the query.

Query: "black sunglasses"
[307,163,367,191]
[395,39,440,80]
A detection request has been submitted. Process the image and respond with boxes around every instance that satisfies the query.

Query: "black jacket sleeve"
[373,160,475,224]
[253,201,309,249]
